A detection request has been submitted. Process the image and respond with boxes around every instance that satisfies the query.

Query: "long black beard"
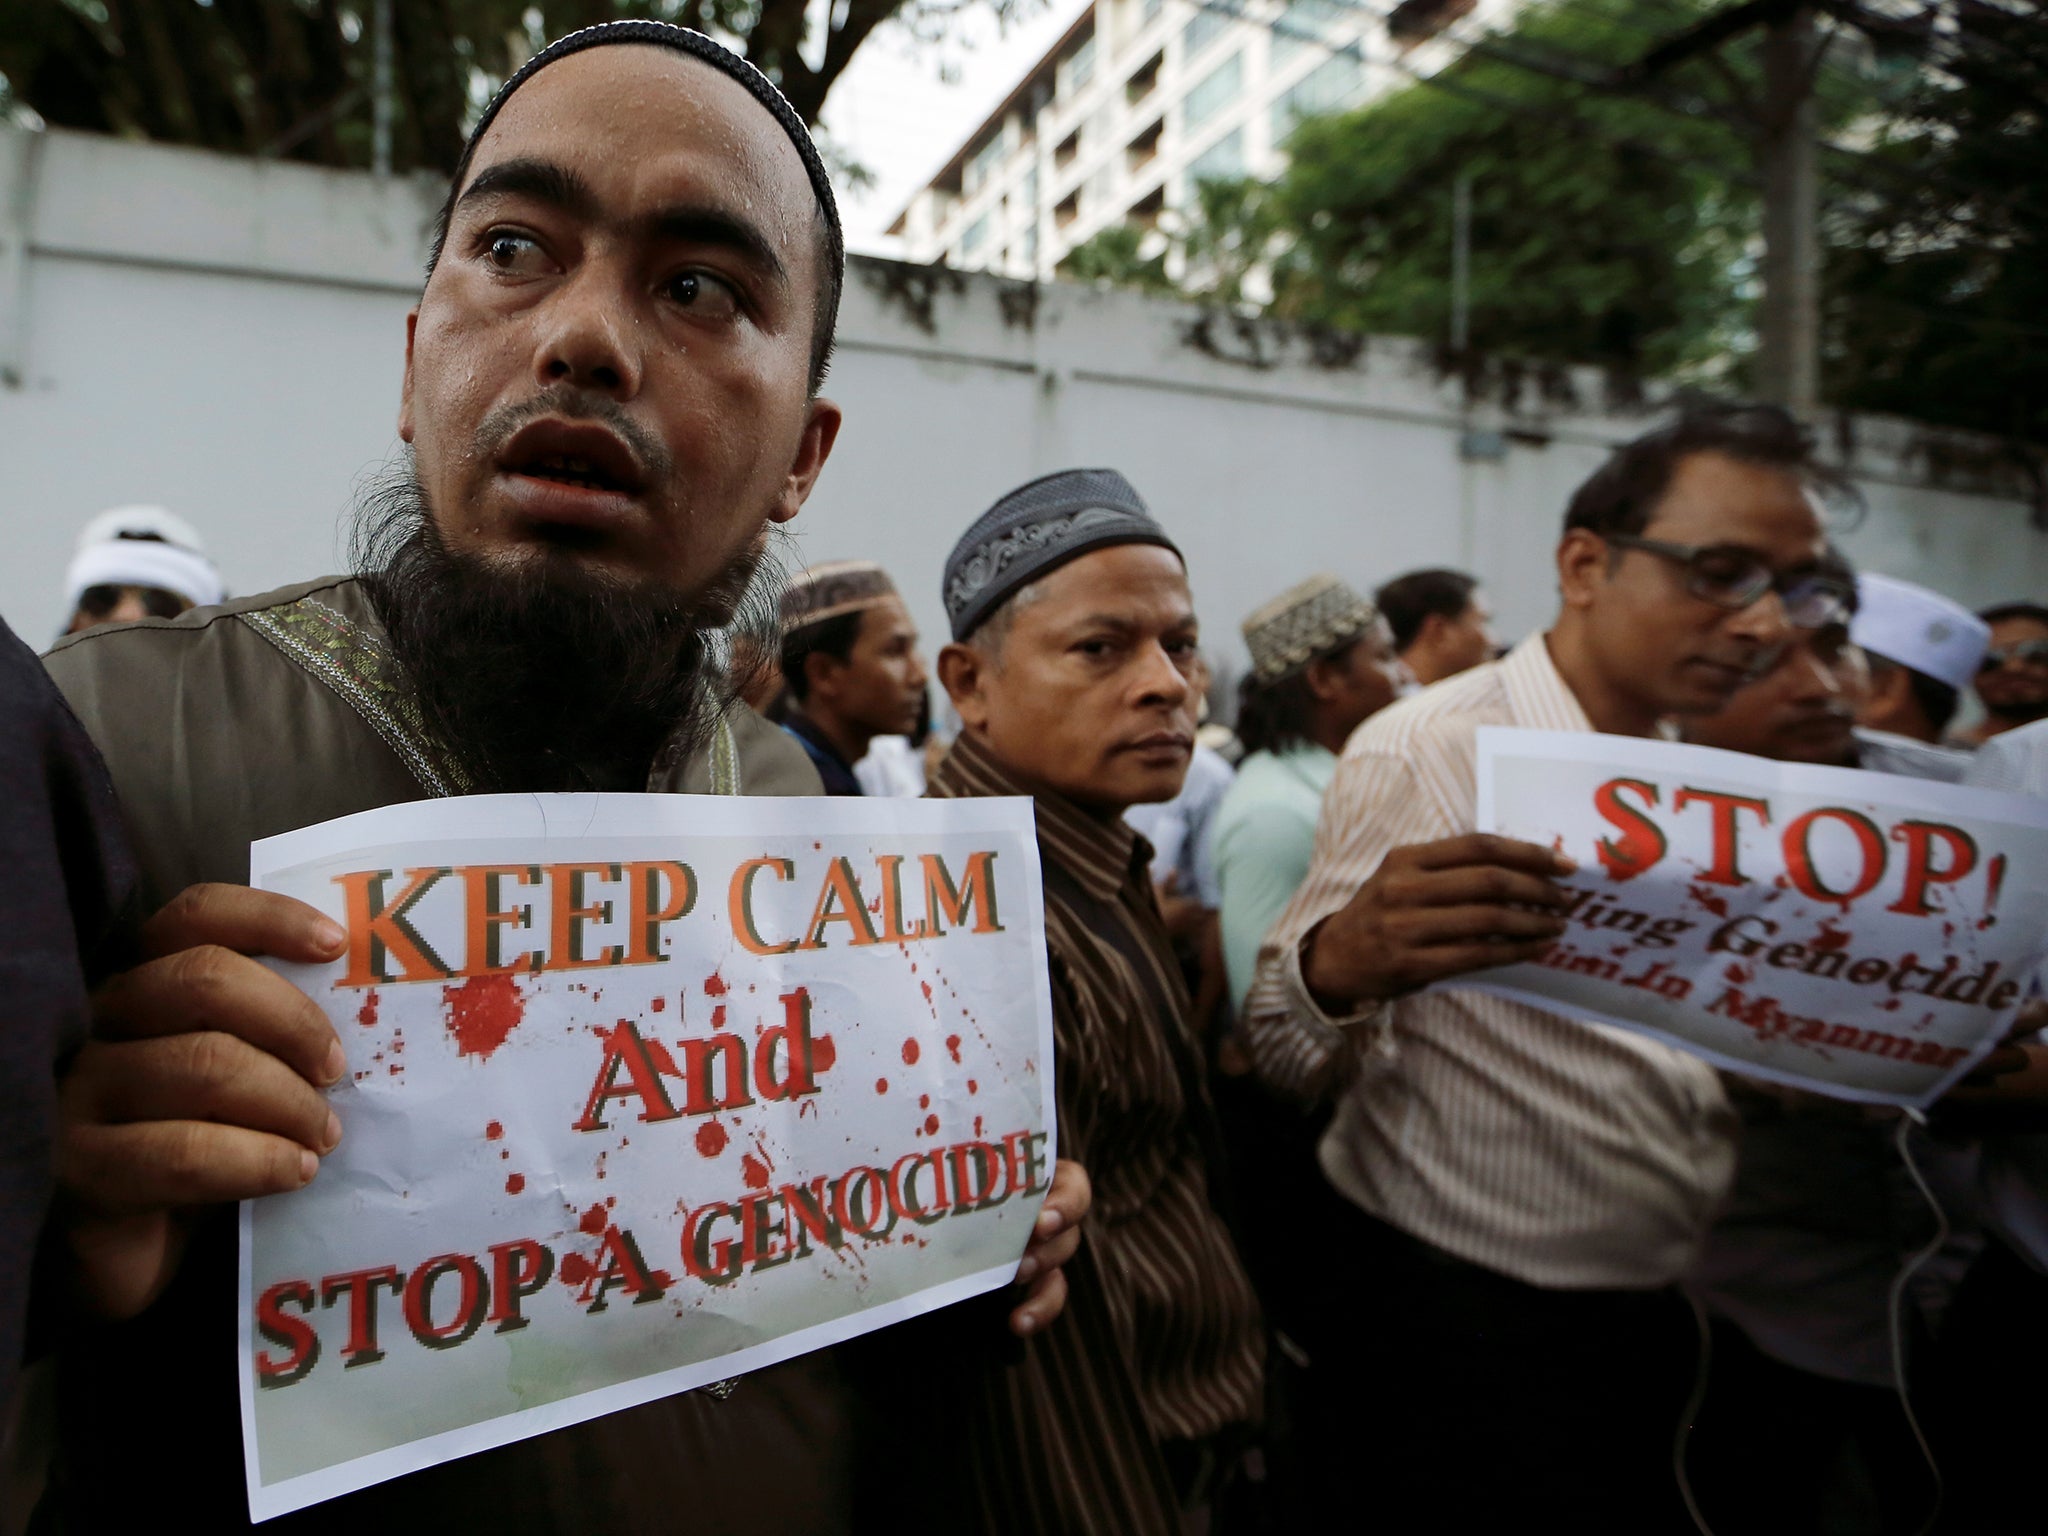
[352,459,787,793]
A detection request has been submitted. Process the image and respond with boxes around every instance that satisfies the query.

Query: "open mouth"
[515,452,631,493]
[498,419,648,501]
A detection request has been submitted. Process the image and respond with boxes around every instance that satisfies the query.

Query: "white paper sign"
[238,793,1057,1522]
[1471,728,2048,1107]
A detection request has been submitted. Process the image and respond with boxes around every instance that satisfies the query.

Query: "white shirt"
[1242,634,1739,1289]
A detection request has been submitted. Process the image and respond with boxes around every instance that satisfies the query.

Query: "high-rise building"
[886,0,1507,279]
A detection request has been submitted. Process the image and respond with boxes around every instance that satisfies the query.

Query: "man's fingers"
[1009,1268,1068,1336]
[1398,864,1575,911]
[1403,905,1569,946]
[77,1035,341,1154]
[64,1119,319,1214]
[1037,1159,1091,1239]
[94,946,345,1088]
[1019,1225,1082,1280]
[1399,833,1577,878]
[143,883,346,965]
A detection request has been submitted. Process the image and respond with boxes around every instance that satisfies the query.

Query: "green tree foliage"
[1056,221,1176,293]
[0,0,988,174]
[1187,0,1774,379]
[1825,3,2046,450]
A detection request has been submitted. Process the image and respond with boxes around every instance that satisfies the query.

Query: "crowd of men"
[8,18,2048,1536]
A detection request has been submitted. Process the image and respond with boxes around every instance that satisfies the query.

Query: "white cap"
[1850,573,1989,693]
[64,505,225,615]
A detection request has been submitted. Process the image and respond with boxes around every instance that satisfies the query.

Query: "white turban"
[64,505,225,615]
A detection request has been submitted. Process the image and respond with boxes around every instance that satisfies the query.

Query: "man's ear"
[398,309,420,443]
[770,398,844,525]
[1556,528,1611,613]
[937,642,993,732]
[1301,654,1343,705]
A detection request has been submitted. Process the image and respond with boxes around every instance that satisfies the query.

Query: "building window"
[962,214,990,256]
[1181,5,1231,63]
[1023,224,1040,263]
[1061,32,1097,94]
[1055,191,1081,228]
[1055,129,1081,170]
[1186,125,1244,184]
[1270,52,1362,141]
[1022,163,1040,210]
[1126,51,1163,106]
[1182,50,1242,131]
[1127,118,1164,173]
[1387,0,1477,45]
[964,131,1007,196]
[1271,0,1345,64]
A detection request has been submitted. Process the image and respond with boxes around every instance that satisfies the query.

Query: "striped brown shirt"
[921,730,1264,1532]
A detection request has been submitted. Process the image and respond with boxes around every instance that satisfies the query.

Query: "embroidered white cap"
[1850,573,1989,693]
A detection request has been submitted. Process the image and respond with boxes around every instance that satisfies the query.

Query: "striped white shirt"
[1241,634,1740,1289]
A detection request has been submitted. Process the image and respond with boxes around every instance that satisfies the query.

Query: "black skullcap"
[943,469,1181,641]
[446,21,841,280]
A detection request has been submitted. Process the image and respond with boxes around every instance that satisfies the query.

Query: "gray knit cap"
[943,469,1181,641]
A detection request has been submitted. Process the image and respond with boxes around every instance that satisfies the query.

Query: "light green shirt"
[1211,742,1338,1009]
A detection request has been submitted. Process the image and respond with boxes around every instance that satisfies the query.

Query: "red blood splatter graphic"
[923,1113,939,1136]
[391,1035,404,1054]
[919,1094,931,1110]
[505,1173,526,1195]
[945,1034,962,1063]
[967,1079,978,1095]
[1687,884,1730,919]
[705,973,728,996]
[695,1119,729,1158]
[921,981,933,1004]
[579,1202,609,1234]
[357,990,380,1028]
[485,1121,504,1141]
[499,1149,509,1160]
[901,1038,921,1065]
[560,1253,596,1288]
[711,1005,727,1028]
[875,1077,889,1094]
[973,1116,984,1138]
[650,996,666,1012]
[441,974,524,1059]
[742,1154,771,1190]
[813,1033,837,1071]
[1723,963,1752,985]
[1812,921,1850,951]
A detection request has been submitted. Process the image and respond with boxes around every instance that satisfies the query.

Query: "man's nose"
[533,265,643,397]
[906,651,929,690]
[1727,588,1795,651]
[1136,645,1192,707]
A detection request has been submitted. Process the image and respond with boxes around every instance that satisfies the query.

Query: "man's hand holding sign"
[1301,833,1578,1012]
[55,795,1081,1521]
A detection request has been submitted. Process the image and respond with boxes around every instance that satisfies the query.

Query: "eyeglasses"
[1979,639,2048,672]
[1604,534,1853,631]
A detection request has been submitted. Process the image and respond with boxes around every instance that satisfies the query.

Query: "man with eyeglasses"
[1240,403,1851,1529]
[1960,601,2048,746]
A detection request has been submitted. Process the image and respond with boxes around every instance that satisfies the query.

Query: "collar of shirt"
[928,730,1148,902]
[781,710,863,795]
[1498,632,1596,734]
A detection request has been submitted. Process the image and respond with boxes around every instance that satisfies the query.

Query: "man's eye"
[666,271,741,318]
[483,232,550,274]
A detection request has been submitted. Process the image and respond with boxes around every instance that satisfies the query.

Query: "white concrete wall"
[3,125,2041,692]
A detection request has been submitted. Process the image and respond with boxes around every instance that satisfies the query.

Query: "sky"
[819,0,1095,253]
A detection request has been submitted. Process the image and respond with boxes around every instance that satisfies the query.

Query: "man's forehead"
[1033,544,1193,617]
[1644,451,1824,549]
[462,46,814,234]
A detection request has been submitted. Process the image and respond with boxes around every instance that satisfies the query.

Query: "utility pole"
[1450,171,1473,354]
[372,0,394,178]
[1754,3,1819,418]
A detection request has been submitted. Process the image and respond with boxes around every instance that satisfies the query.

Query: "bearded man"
[38,24,1080,1534]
